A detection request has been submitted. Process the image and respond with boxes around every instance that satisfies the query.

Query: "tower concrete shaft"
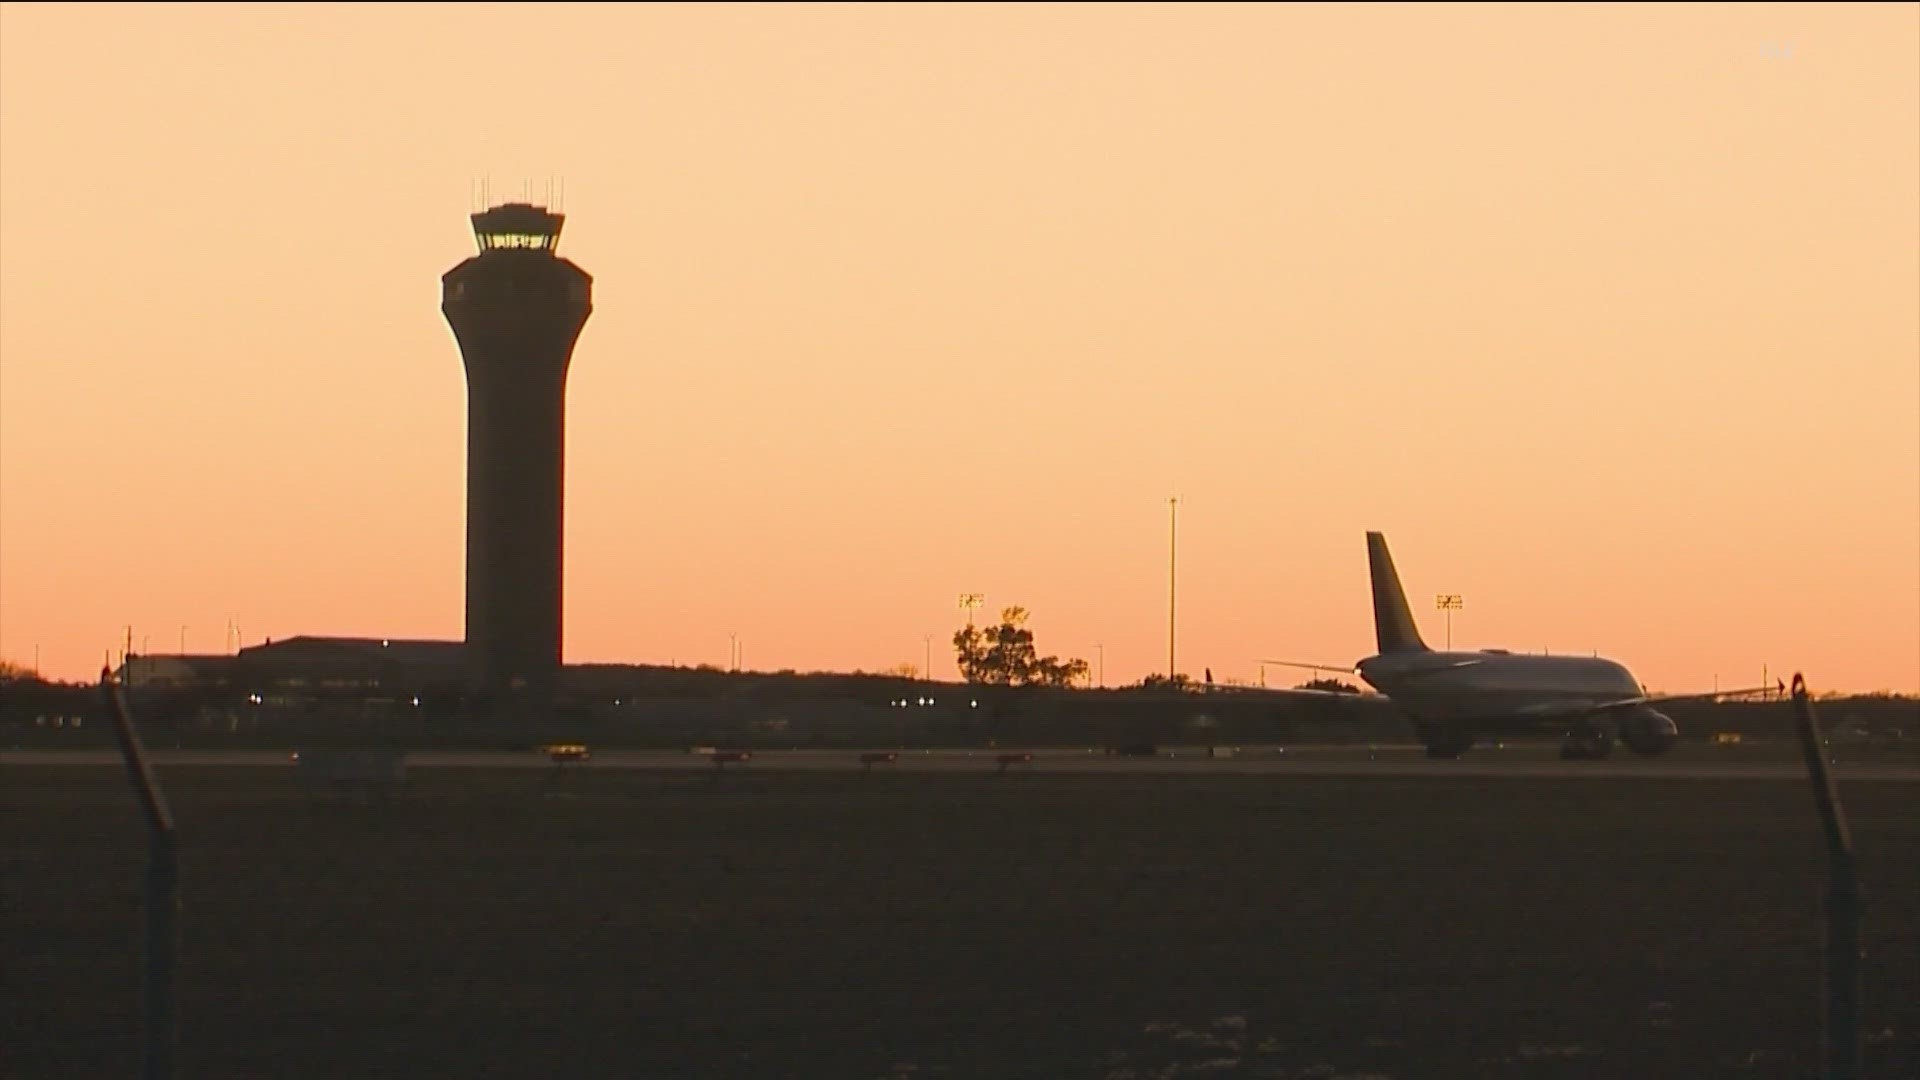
[441,203,591,715]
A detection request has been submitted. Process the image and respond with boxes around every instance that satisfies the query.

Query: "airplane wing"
[1260,658,1486,680]
[1197,683,1379,701]
[1591,681,1785,713]
[1512,681,1784,723]
[1260,658,1359,675]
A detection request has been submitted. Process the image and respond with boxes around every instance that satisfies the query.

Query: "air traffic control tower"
[442,202,592,715]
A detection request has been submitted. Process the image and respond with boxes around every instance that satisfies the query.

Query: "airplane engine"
[1619,708,1678,756]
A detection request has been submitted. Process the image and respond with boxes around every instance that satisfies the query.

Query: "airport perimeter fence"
[80,670,1899,1080]
[18,688,1917,755]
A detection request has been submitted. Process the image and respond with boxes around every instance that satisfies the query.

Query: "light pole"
[1435,594,1462,650]
[1168,496,1178,681]
[923,635,932,681]
[1095,643,1105,689]
[728,632,738,672]
[958,593,984,626]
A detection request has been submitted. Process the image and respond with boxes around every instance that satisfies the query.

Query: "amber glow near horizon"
[2,4,1916,692]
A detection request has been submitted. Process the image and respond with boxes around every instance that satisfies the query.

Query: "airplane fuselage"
[1356,650,1643,728]
[1264,531,1746,757]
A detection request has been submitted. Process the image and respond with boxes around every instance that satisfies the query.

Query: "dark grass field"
[4,767,1916,1079]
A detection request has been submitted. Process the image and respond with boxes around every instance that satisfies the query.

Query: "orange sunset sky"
[2,3,1916,692]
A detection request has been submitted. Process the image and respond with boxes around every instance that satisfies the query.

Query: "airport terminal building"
[118,637,466,711]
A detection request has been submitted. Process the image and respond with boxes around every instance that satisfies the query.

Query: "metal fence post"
[1789,674,1860,1080]
[102,669,178,1080]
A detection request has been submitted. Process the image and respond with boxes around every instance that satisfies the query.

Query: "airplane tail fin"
[1367,532,1430,654]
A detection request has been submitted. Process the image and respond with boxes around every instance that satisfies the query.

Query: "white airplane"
[1265,532,1780,759]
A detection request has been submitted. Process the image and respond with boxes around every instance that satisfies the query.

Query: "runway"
[6,744,1918,780]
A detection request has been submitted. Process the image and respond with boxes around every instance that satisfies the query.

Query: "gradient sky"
[2,3,1916,691]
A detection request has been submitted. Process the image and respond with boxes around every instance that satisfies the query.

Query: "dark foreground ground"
[4,767,1915,1079]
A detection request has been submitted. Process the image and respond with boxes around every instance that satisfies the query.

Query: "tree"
[953,606,1088,688]
[1296,677,1361,694]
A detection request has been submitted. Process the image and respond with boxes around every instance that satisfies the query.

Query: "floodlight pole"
[1168,496,1178,681]
[102,669,178,1080]
[1435,594,1463,650]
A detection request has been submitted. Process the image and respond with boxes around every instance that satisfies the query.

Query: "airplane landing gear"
[1559,720,1616,760]
[1418,725,1475,759]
